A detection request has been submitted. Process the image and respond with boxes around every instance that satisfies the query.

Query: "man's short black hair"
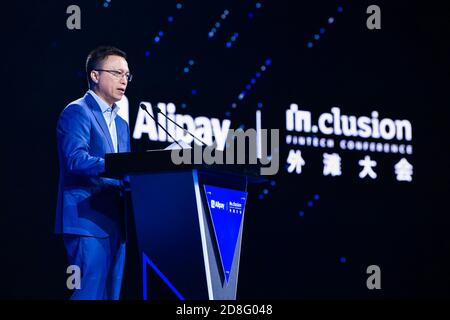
[86,46,127,88]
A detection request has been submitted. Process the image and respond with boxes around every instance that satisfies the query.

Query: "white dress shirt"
[88,90,120,153]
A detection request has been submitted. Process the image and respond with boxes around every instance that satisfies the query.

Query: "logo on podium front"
[204,185,247,284]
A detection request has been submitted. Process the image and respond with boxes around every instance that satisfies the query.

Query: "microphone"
[152,105,207,146]
[139,103,183,149]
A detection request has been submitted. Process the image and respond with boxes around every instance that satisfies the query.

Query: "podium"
[105,149,263,300]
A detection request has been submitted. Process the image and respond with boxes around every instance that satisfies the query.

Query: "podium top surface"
[104,149,267,183]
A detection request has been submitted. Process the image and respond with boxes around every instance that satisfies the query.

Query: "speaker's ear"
[91,70,99,83]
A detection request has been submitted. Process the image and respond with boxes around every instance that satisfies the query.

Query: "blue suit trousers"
[63,233,126,300]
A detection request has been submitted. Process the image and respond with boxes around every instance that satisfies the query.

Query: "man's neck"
[92,88,114,107]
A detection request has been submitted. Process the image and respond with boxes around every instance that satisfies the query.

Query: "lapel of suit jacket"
[115,118,130,153]
[84,92,115,153]
[115,117,123,153]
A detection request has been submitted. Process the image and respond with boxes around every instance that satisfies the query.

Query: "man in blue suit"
[56,46,131,300]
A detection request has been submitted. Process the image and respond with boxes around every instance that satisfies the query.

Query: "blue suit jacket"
[56,91,130,238]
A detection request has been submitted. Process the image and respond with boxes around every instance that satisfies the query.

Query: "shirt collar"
[88,90,120,114]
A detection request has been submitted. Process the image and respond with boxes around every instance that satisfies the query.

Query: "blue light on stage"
[182,60,195,74]
[226,32,239,47]
[340,257,347,264]
[270,180,276,187]
[191,89,197,95]
[248,2,263,19]
[228,59,271,110]
[257,102,263,109]
[306,7,342,48]
[149,4,184,49]
[298,194,321,214]
[208,9,230,38]
[142,253,185,300]
[263,189,269,195]
[145,51,150,57]
[299,211,305,217]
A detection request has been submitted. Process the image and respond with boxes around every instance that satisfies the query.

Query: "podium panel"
[105,150,263,300]
[129,169,247,300]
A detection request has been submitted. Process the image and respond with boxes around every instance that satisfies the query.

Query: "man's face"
[91,55,129,106]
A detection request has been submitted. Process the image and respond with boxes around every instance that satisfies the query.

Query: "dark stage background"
[2,0,450,299]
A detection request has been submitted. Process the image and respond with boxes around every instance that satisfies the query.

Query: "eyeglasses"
[95,69,133,82]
